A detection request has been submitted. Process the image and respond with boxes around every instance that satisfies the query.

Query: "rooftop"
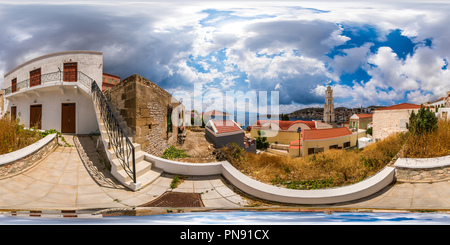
[302,127,353,141]
[354,114,373,118]
[431,97,446,103]
[4,50,103,77]
[103,72,121,79]
[211,120,243,134]
[253,120,316,130]
[375,103,421,111]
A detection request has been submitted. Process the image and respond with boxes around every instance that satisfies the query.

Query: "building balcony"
[3,71,95,99]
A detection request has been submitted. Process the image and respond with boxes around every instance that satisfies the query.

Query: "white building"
[2,51,102,134]
[372,103,421,141]
[430,97,447,108]
[1,51,170,191]
[437,108,450,120]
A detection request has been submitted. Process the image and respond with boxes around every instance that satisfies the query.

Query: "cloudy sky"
[1,0,450,113]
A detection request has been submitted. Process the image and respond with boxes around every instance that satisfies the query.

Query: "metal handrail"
[91,81,137,183]
[4,71,92,95]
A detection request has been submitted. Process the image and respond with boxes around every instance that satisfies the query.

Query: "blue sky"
[1,0,450,113]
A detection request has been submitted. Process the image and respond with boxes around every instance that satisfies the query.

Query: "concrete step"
[92,97,155,191]
[106,143,142,162]
[136,166,164,187]
[115,158,157,183]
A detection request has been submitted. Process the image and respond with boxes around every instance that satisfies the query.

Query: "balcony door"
[30,68,41,87]
[11,106,17,121]
[61,103,76,133]
[63,62,77,82]
[11,78,17,93]
[30,104,42,129]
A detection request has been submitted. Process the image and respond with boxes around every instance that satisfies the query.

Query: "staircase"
[90,81,162,191]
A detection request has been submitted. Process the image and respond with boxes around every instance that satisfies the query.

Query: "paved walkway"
[0,135,248,211]
[1,135,450,212]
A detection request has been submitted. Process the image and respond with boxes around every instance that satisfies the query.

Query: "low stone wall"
[0,134,57,178]
[145,153,396,205]
[394,156,450,182]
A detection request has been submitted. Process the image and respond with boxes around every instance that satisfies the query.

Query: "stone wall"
[394,155,450,182]
[396,167,450,182]
[0,135,57,178]
[372,109,419,141]
[0,90,4,116]
[109,74,184,157]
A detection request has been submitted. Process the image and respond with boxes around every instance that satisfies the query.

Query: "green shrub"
[162,145,189,159]
[406,105,438,135]
[255,130,269,150]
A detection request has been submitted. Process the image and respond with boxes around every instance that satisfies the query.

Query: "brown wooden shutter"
[30,68,41,87]
[11,78,17,93]
[63,62,77,82]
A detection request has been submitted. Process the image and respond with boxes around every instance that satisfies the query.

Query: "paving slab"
[1,135,450,212]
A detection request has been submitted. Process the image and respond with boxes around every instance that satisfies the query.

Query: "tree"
[366,127,372,136]
[256,130,269,150]
[406,105,438,135]
[280,113,289,121]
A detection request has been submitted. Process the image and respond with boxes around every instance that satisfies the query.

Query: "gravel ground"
[175,129,218,163]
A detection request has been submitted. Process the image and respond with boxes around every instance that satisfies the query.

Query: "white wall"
[3,51,103,134]
[4,51,103,88]
[373,109,419,141]
[7,88,98,134]
[437,108,450,120]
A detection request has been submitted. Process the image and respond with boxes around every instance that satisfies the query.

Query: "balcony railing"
[4,71,93,95]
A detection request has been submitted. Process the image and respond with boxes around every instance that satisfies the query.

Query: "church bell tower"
[324,85,336,127]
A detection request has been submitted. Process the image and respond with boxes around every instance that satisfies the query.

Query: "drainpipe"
[297,127,302,157]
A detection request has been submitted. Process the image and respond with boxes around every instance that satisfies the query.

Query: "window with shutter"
[63,62,77,82]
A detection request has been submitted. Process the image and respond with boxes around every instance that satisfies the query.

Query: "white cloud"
[2,1,450,112]
[366,46,419,92]
[329,42,373,77]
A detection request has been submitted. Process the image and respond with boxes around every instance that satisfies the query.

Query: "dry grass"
[220,133,406,189]
[221,119,450,189]
[0,117,42,155]
[403,119,450,158]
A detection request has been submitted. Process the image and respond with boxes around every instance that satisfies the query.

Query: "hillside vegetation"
[0,117,42,155]
[403,119,450,158]
[218,133,406,190]
[218,118,450,190]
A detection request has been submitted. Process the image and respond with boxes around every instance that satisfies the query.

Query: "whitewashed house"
[1,51,164,191]
[372,103,421,142]
[3,51,102,134]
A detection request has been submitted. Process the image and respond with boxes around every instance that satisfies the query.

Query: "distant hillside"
[288,105,385,115]
[286,105,386,121]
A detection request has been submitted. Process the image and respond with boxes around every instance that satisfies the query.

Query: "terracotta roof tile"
[212,120,243,134]
[355,114,373,118]
[253,120,316,130]
[302,127,352,141]
[376,103,421,111]
[432,97,446,103]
